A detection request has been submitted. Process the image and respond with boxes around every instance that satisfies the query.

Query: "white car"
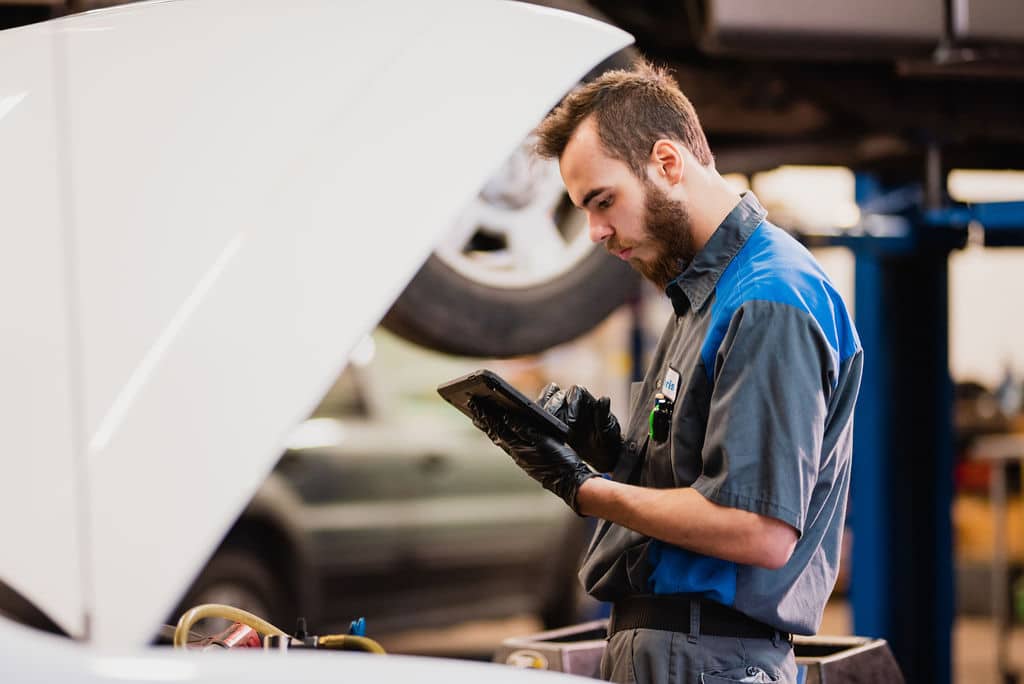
[0,0,631,680]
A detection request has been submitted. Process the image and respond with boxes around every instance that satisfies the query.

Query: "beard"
[610,181,696,289]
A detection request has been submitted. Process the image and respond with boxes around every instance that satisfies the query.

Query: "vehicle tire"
[382,250,638,358]
[172,546,292,637]
[382,16,640,358]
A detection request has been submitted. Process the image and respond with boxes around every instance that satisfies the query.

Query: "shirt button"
[746,666,760,677]
[627,441,636,452]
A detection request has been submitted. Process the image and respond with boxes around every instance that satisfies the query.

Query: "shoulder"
[718,222,828,311]
[709,222,860,363]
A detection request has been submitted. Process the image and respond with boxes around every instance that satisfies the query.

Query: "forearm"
[576,477,796,569]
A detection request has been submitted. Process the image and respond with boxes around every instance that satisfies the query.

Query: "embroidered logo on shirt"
[662,367,681,402]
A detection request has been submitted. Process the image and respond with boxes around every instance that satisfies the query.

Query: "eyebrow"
[580,187,607,209]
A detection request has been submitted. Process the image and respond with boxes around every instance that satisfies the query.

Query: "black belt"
[610,595,791,642]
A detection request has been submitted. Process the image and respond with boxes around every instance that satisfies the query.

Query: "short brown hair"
[534,60,712,176]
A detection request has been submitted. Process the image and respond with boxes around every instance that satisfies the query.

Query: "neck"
[686,170,744,251]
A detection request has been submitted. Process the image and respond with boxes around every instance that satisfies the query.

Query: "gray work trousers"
[600,627,797,684]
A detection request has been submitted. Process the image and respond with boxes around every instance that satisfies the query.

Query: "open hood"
[0,0,630,646]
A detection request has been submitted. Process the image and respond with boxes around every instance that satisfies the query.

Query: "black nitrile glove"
[469,398,597,514]
[537,383,623,473]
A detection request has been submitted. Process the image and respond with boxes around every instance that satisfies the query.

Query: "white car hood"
[0,0,630,646]
[0,615,596,683]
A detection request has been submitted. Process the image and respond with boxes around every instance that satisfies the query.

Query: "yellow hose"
[173,603,287,649]
[317,634,387,654]
[172,603,385,654]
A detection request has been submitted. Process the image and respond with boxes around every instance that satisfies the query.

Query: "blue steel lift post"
[804,169,1024,684]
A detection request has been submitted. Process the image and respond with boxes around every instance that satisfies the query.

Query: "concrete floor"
[378,601,1024,683]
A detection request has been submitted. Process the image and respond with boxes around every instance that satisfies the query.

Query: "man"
[471,61,861,683]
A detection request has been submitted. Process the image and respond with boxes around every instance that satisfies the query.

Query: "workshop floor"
[818,601,1024,684]
[378,600,1024,683]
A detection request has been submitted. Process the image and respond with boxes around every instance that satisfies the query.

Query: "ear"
[649,139,684,185]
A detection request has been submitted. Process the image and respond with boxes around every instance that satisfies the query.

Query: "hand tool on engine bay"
[649,393,673,443]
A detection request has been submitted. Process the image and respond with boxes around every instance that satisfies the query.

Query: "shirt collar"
[665,191,768,315]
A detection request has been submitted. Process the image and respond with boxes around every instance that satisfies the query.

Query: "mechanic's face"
[560,119,696,288]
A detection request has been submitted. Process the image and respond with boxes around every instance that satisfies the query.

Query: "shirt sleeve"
[690,299,835,535]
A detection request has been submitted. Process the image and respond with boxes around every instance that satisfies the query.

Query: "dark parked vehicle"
[172,331,590,635]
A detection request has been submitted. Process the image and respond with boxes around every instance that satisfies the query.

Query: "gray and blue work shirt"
[579,192,862,635]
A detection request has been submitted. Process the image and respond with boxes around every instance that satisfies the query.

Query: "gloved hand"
[537,383,623,473]
[469,398,597,514]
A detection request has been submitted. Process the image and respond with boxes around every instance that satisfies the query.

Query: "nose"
[587,213,613,244]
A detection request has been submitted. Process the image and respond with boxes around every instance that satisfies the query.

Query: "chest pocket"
[635,376,674,487]
[641,427,676,488]
[639,373,711,489]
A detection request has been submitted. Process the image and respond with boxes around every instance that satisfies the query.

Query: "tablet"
[437,369,569,441]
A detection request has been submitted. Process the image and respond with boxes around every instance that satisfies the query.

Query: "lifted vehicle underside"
[584,0,1024,177]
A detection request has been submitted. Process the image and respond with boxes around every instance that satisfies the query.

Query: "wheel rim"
[434,140,597,290]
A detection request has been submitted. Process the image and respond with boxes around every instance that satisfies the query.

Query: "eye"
[598,195,613,210]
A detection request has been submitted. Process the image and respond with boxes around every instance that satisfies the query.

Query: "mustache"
[606,237,632,254]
